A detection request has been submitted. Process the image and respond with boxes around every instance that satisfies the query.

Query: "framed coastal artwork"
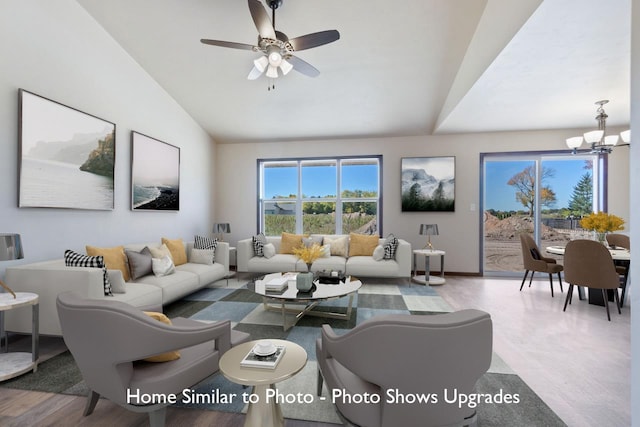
[401,156,455,212]
[131,131,180,211]
[18,89,116,210]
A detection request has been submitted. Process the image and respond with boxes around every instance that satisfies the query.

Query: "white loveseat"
[237,235,411,278]
[4,241,229,336]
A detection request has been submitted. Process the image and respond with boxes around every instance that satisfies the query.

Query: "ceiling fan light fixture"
[280,58,293,75]
[266,64,279,78]
[247,65,264,80]
[254,55,269,72]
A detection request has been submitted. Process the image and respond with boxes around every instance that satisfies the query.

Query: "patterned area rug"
[1,275,566,426]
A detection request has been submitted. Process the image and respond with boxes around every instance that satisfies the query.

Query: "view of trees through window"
[259,157,381,235]
[483,154,601,273]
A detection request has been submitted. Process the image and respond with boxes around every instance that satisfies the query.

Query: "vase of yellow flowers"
[292,243,323,291]
[579,212,625,245]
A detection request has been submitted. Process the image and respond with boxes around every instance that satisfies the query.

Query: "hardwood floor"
[0,276,630,426]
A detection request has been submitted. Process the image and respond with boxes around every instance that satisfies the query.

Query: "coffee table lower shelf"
[262,294,356,331]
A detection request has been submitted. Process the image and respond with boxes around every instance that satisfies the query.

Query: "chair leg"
[603,289,611,321]
[529,271,534,287]
[83,390,100,416]
[563,284,573,312]
[317,368,324,396]
[620,270,629,307]
[148,407,167,427]
[614,289,622,314]
[557,272,563,293]
[548,273,554,297]
[520,271,529,291]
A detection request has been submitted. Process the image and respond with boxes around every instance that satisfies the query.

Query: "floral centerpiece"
[580,211,625,243]
[292,243,323,272]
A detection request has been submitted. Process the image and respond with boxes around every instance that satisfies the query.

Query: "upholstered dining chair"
[56,291,250,427]
[519,233,563,297]
[316,310,492,427]
[606,233,631,307]
[563,239,621,321]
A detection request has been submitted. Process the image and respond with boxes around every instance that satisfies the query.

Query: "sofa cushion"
[177,262,224,286]
[126,247,153,280]
[280,232,304,254]
[303,235,324,247]
[383,234,399,260]
[86,245,130,282]
[134,269,201,303]
[325,236,349,257]
[152,255,175,277]
[263,243,276,259]
[107,269,126,293]
[142,312,181,362]
[64,250,112,296]
[311,256,347,273]
[190,248,215,265]
[162,238,188,266]
[346,257,399,277]
[252,233,267,257]
[149,243,172,260]
[372,245,384,261]
[247,254,299,273]
[349,233,380,257]
[194,235,218,262]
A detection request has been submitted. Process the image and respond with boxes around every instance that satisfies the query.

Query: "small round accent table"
[219,339,307,427]
[0,292,39,381]
[412,249,446,285]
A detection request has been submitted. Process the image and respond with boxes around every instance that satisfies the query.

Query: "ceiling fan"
[200,0,340,81]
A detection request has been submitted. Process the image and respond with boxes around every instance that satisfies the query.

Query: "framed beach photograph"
[131,131,180,211]
[18,89,116,210]
[401,156,455,212]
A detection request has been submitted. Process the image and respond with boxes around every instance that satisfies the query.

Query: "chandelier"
[565,100,631,154]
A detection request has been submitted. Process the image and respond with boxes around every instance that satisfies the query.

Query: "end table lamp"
[419,224,438,250]
[213,223,231,242]
[0,233,24,298]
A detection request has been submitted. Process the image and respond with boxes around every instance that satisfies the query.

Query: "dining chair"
[563,239,621,321]
[606,233,631,307]
[519,233,563,297]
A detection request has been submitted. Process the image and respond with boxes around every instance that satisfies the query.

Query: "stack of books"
[265,276,289,292]
[240,344,286,369]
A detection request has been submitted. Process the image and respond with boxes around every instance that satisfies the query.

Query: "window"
[259,156,381,235]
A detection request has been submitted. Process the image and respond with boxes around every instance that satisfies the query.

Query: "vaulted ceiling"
[77,0,631,143]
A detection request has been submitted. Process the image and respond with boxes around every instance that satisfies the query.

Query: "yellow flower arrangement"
[292,243,323,266]
[580,211,625,233]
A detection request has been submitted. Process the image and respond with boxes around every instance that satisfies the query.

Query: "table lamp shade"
[0,233,24,261]
[213,223,231,234]
[419,224,439,236]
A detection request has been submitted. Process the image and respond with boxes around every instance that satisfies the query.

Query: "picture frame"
[401,156,455,212]
[18,89,116,210]
[131,131,180,211]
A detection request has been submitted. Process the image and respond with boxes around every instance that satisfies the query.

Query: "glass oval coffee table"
[248,273,362,331]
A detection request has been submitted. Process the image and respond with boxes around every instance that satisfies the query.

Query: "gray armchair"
[316,309,492,427]
[56,291,250,427]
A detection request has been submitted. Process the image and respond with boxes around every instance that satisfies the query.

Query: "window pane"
[342,202,377,234]
[264,162,297,199]
[341,160,379,198]
[302,161,336,198]
[303,202,336,234]
[264,201,297,235]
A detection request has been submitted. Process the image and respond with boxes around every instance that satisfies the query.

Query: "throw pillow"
[85,245,130,282]
[149,243,172,260]
[263,243,276,259]
[64,250,112,296]
[372,245,385,261]
[194,235,218,263]
[161,238,187,266]
[383,234,399,260]
[348,233,380,257]
[107,269,127,293]
[324,236,349,257]
[125,247,153,280]
[142,311,181,362]
[152,255,175,277]
[190,248,215,265]
[280,232,303,254]
[252,233,267,257]
[321,244,331,258]
[303,235,323,248]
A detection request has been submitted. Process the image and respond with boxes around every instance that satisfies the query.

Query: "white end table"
[412,249,446,285]
[0,292,39,381]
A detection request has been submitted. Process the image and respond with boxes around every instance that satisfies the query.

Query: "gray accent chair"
[56,291,250,427]
[519,233,563,297]
[316,309,493,427]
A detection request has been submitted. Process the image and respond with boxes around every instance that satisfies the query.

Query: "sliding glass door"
[482,153,602,275]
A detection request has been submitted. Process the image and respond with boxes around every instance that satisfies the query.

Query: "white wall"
[216,130,629,273]
[0,1,216,274]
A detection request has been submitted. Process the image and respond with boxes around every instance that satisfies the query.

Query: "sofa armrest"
[237,238,254,272]
[215,241,229,275]
[395,239,412,277]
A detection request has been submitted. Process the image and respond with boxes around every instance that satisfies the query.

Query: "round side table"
[219,339,307,427]
[412,249,446,285]
[0,292,39,381]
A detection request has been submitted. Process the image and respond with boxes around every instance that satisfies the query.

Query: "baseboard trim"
[414,271,482,277]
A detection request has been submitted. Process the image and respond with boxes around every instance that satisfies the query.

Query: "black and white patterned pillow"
[194,235,217,262]
[64,249,112,296]
[252,233,267,257]
[382,234,399,260]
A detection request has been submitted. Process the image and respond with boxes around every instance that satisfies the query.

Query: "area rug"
[1,276,566,426]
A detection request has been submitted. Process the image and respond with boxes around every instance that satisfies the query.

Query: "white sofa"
[4,241,229,336]
[237,235,411,278]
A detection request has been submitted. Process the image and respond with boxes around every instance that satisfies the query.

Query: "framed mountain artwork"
[401,157,455,212]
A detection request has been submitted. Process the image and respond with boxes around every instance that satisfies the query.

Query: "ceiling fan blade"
[248,0,276,39]
[288,30,340,51]
[200,39,256,51]
[288,55,320,78]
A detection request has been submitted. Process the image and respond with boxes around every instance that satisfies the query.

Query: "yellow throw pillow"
[142,311,181,362]
[280,232,304,254]
[149,243,173,260]
[349,233,380,257]
[161,238,187,266]
[86,245,130,282]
